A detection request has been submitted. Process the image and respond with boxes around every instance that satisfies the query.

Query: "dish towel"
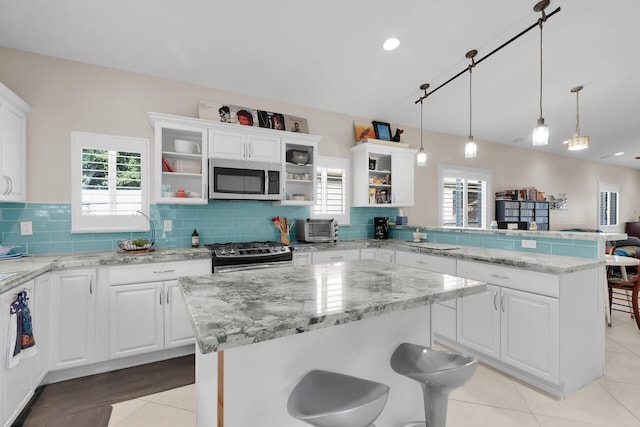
[7,290,36,368]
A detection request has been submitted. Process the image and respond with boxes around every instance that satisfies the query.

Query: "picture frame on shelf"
[229,105,258,126]
[258,110,286,130]
[353,121,376,141]
[372,121,392,141]
[283,115,309,133]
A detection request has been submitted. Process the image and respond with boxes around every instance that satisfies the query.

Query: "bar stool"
[287,369,389,427]
[390,343,477,427]
[605,254,640,329]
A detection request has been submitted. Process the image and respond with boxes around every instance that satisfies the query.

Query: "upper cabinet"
[351,143,416,207]
[276,138,318,205]
[150,113,209,205]
[0,82,31,203]
[150,112,322,204]
[209,129,281,163]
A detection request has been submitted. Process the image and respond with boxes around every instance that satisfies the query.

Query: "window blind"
[314,166,345,216]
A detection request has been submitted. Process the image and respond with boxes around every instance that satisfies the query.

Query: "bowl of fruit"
[118,238,154,252]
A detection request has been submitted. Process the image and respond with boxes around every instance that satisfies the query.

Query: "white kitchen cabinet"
[313,249,360,264]
[360,248,395,264]
[396,250,457,340]
[149,113,209,205]
[293,252,312,267]
[209,129,281,163]
[50,269,97,371]
[107,260,210,359]
[0,82,30,203]
[1,281,35,427]
[277,138,318,205]
[456,283,559,383]
[351,143,416,207]
[33,273,50,385]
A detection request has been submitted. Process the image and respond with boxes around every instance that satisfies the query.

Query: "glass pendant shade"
[416,148,427,166]
[532,118,549,146]
[465,137,477,158]
[567,135,589,151]
[566,85,589,151]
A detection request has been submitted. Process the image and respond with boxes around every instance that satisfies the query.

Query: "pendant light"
[566,85,589,150]
[465,50,477,158]
[532,0,550,146]
[416,83,429,167]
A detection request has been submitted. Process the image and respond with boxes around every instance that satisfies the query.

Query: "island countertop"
[179,259,487,354]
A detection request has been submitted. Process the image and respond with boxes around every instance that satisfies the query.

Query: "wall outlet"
[20,221,33,236]
[163,219,172,232]
[521,239,537,249]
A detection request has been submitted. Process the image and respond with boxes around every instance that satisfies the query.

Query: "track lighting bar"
[414,5,561,104]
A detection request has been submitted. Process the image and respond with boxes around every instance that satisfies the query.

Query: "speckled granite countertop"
[291,239,604,274]
[179,259,487,354]
[0,248,211,294]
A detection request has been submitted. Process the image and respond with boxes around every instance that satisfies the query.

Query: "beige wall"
[1,46,638,230]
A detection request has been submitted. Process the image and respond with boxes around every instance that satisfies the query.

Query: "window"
[71,131,149,233]
[598,182,620,231]
[312,156,350,225]
[439,164,491,228]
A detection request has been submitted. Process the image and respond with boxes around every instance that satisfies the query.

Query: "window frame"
[438,164,492,229]
[598,181,620,232]
[71,131,150,233]
[311,156,350,225]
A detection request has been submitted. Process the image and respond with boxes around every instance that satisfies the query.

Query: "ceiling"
[1,0,639,169]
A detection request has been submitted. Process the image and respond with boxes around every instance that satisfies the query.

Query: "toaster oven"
[296,219,339,243]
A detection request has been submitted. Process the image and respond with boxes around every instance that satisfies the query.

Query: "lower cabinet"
[360,248,395,263]
[312,249,360,264]
[108,260,210,359]
[1,280,36,427]
[396,250,457,340]
[457,284,559,383]
[452,259,567,390]
[292,252,312,267]
[49,269,97,371]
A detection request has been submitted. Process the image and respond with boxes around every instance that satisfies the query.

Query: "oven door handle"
[214,262,292,273]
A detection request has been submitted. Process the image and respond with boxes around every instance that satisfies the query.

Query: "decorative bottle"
[191,229,200,248]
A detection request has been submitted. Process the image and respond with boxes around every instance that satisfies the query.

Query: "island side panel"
[196,305,433,427]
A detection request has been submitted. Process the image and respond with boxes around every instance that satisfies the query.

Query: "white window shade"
[71,131,149,233]
[312,156,350,225]
[598,182,620,230]
[439,165,491,229]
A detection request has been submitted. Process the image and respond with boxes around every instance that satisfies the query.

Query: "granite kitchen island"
[180,259,486,427]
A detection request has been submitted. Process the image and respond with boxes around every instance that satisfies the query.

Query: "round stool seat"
[391,343,477,427]
[287,369,390,427]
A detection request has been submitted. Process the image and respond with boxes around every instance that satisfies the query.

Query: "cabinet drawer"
[395,251,456,275]
[457,260,559,297]
[109,260,211,285]
[313,249,360,264]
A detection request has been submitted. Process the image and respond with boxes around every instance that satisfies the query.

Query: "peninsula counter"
[180,259,487,426]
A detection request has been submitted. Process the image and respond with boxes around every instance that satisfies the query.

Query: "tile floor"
[108,310,640,427]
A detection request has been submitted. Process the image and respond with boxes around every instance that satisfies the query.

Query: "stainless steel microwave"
[209,158,282,200]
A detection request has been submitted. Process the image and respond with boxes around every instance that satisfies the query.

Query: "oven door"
[209,159,282,200]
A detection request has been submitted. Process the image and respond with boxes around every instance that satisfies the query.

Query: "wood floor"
[13,355,195,427]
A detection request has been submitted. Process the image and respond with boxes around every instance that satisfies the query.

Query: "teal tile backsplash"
[0,202,398,254]
[0,202,599,258]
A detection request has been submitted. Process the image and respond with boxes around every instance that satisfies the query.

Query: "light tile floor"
[109,311,640,426]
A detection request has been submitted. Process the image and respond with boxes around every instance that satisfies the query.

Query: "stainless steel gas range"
[205,241,292,273]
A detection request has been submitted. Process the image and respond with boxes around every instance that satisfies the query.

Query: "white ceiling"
[1,0,639,169]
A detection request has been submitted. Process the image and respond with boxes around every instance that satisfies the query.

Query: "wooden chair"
[606,246,640,330]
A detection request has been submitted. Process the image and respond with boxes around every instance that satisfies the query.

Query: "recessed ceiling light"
[614,152,624,156]
[383,38,400,51]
